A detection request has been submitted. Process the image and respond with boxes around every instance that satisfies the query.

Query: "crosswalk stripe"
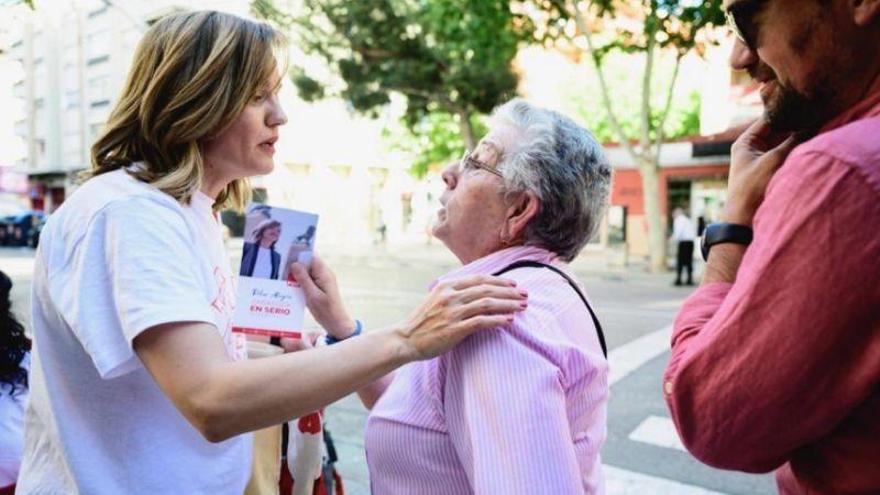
[604,465,732,495]
[628,415,687,452]
[608,324,672,385]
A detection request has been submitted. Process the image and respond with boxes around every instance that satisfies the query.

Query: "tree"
[252,0,532,156]
[527,0,724,272]
[1,0,35,8]
[382,111,489,177]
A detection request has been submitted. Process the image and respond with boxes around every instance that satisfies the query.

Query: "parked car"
[0,211,45,247]
[28,215,46,248]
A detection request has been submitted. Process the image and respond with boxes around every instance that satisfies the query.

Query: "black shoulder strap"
[492,260,608,358]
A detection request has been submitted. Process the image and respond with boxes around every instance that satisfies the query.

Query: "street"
[1,244,776,495]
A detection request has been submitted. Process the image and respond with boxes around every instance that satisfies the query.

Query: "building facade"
[605,131,742,259]
[2,0,438,248]
[5,0,250,212]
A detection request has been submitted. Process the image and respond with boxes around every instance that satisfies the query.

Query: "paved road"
[1,244,776,494]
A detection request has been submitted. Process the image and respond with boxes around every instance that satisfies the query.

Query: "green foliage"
[383,113,488,178]
[1,0,35,8]
[562,51,702,144]
[526,0,725,271]
[253,0,532,174]
[289,0,530,117]
[672,90,701,139]
[531,0,725,58]
[525,0,724,146]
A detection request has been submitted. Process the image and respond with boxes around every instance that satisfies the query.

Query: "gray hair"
[489,99,611,262]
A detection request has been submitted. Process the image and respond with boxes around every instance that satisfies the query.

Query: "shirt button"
[664,381,673,394]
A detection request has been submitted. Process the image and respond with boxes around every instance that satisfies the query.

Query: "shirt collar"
[819,90,880,135]
[430,245,559,290]
[190,189,217,217]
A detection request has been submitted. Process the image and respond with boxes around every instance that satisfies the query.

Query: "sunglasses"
[725,0,767,51]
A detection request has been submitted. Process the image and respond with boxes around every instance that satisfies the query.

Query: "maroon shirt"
[665,91,880,495]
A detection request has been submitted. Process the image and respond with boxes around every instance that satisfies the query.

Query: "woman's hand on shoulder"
[393,275,528,361]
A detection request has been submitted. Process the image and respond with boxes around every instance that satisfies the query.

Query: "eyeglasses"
[725,0,767,52]
[459,149,503,178]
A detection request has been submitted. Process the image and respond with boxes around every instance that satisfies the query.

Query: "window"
[607,206,627,244]
[90,123,104,142]
[87,5,108,18]
[86,30,112,59]
[63,134,81,158]
[146,7,186,26]
[65,90,80,110]
[87,75,110,96]
[86,54,109,66]
[64,45,78,67]
[35,138,47,165]
[64,109,81,129]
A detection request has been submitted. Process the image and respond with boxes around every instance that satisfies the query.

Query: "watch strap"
[701,223,753,261]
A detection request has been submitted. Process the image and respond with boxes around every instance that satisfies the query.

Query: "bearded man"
[663,0,880,493]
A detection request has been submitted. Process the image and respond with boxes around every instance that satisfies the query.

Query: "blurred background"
[0,1,776,493]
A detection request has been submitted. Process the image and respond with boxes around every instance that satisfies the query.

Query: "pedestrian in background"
[17,11,526,495]
[671,207,695,286]
[664,0,880,493]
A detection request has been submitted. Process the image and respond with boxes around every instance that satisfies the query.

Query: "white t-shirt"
[0,353,29,488]
[252,246,274,279]
[17,168,252,495]
[672,214,696,242]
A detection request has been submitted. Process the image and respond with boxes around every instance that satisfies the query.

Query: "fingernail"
[519,301,528,308]
[519,289,528,297]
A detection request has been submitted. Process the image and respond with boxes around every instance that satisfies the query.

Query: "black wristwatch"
[701,223,753,261]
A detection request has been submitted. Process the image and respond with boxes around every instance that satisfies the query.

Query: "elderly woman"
[299,99,612,493]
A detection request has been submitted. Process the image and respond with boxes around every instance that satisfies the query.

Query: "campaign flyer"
[231,203,318,339]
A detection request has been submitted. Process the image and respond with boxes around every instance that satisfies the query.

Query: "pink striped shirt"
[365,246,608,494]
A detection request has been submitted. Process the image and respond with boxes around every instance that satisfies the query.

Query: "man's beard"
[763,79,832,134]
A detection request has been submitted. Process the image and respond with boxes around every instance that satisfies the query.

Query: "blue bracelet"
[325,319,363,345]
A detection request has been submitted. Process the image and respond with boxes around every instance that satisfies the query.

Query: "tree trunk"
[457,109,477,150]
[638,25,667,273]
[639,156,666,273]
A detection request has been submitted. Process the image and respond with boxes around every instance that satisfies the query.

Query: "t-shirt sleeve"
[49,196,217,379]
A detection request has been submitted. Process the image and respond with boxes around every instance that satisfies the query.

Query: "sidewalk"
[228,237,660,283]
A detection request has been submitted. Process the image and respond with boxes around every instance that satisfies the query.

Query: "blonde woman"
[241,218,282,278]
[18,11,526,495]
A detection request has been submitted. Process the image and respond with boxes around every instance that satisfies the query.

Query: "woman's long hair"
[253,219,282,249]
[1,271,30,397]
[87,11,284,211]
